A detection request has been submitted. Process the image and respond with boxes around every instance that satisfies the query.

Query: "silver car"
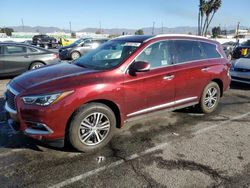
[230,55,250,84]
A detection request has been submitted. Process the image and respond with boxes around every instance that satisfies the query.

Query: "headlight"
[22,91,73,106]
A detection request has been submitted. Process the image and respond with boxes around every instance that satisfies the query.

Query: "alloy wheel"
[78,112,111,146]
[204,87,218,109]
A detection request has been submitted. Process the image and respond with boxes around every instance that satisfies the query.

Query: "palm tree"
[198,0,222,36]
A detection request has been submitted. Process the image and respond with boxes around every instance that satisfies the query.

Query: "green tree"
[0,27,14,36]
[212,26,221,38]
[135,29,144,35]
[198,0,222,36]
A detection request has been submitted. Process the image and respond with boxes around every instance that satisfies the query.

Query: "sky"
[0,0,250,30]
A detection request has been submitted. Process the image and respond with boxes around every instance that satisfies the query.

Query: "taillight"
[53,54,59,59]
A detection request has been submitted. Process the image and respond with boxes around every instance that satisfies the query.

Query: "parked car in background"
[5,35,231,152]
[22,40,33,45]
[222,41,237,60]
[58,37,75,47]
[59,38,108,60]
[0,42,60,76]
[32,34,58,49]
[230,54,250,84]
[232,40,250,59]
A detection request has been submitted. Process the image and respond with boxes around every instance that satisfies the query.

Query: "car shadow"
[230,82,250,90]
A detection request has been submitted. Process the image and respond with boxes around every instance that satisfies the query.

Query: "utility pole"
[152,21,155,35]
[21,18,24,32]
[236,21,240,37]
[161,22,164,34]
[236,22,240,44]
[69,21,72,33]
[99,21,102,34]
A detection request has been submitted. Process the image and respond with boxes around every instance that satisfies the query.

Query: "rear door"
[171,40,211,104]
[2,45,30,75]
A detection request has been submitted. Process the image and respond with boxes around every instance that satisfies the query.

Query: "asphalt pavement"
[0,79,250,188]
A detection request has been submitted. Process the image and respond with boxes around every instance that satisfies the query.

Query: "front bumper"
[230,70,250,84]
[5,103,54,135]
[5,108,64,148]
[59,50,70,60]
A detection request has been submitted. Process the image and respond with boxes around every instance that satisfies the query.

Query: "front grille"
[234,68,250,72]
[6,90,16,111]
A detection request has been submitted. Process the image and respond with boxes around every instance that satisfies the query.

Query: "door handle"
[201,67,210,72]
[163,75,175,80]
[24,55,30,58]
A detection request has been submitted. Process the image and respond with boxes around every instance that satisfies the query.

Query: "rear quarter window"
[174,40,204,63]
[200,42,221,59]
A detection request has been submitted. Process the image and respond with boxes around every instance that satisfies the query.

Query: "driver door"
[124,40,175,117]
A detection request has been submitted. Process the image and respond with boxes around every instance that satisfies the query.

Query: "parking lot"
[0,78,249,187]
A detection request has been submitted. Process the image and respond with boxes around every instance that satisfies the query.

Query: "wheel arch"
[66,99,122,133]
[29,60,46,70]
[211,78,223,97]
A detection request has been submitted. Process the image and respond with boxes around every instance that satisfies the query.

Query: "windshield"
[241,40,250,46]
[72,38,87,46]
[74,40,141,70]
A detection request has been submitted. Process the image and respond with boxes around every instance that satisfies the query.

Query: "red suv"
[5,35,231,152]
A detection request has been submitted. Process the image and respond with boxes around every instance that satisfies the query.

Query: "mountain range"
[8,25,247,35]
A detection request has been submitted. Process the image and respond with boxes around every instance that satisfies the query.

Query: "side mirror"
[129,61,150,75]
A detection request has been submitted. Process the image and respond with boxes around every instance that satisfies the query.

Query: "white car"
[230,56,250,84]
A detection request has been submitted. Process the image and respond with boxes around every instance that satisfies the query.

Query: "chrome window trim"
[127,96,198,117]
[124,38,223,74]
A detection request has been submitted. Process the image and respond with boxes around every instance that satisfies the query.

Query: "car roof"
[113,34,210,43]
[0,42,51,52]
[113,35,154,43]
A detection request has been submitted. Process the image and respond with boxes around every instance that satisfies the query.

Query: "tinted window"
[174,40,203,63]
[0,46,3,55]
[241,40,250,46]
[5,46,27,54]
[135,41,173,68]
[200,42,221,59]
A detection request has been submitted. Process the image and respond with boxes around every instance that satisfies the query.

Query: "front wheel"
[71,51,81,60]
[197,82,221,114]
[68,103,116,152]
[29,62,44,70]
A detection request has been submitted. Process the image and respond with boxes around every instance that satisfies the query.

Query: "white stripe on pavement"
[48,111,250,188]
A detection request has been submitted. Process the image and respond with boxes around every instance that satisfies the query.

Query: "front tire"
[71,51,81,60]
[68,103,116,152]
[197,82,220,114]
[29,62,44,70]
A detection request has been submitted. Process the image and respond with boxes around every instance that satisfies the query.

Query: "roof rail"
[144,34,208,42]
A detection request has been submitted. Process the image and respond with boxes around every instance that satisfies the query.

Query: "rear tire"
[29,62,44,70]
[68,103,116,152]
[197,82,220,114]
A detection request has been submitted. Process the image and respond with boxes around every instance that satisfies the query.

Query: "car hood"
[233,58,250,69]
[60,44,77,50]
[12,63,99,90]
